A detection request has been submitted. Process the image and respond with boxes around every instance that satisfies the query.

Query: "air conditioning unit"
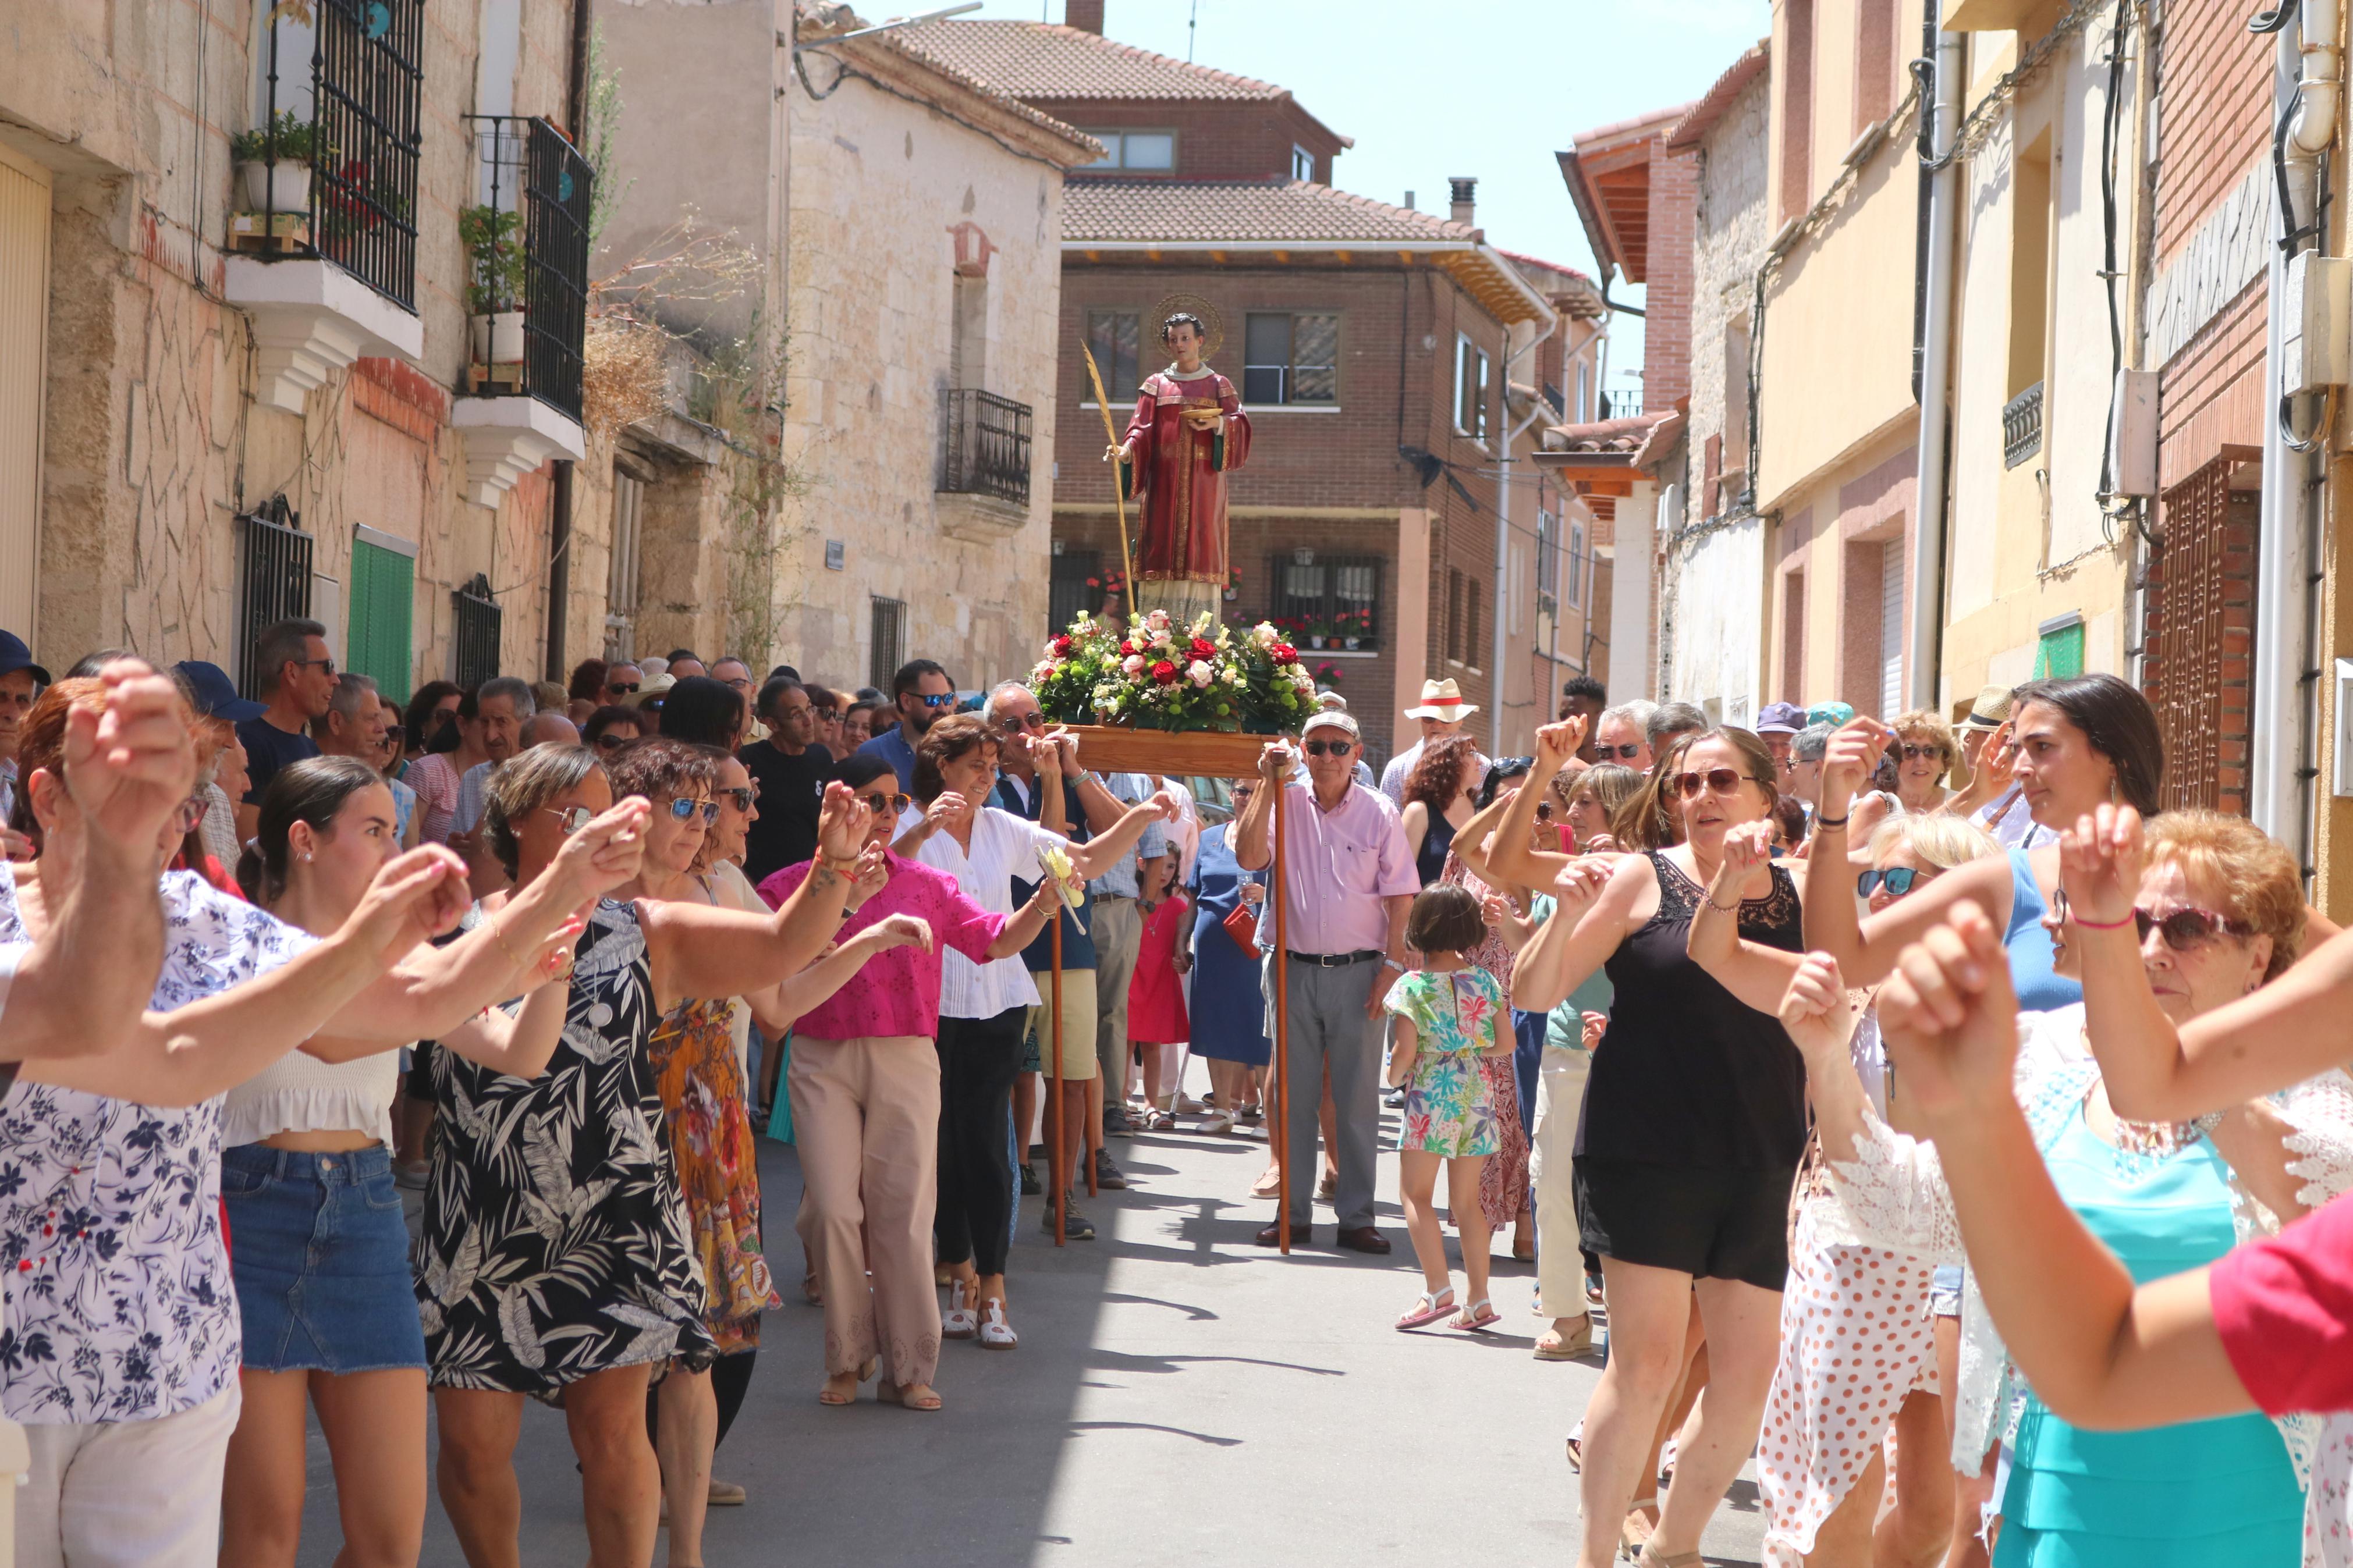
[2108,368,2157,497]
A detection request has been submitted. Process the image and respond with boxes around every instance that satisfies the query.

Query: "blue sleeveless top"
[2002,846,2081,1014]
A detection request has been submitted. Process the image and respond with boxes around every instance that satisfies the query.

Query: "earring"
[300,851,313,862]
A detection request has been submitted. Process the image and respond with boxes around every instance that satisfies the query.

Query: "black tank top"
[1574,851,1809,1169]
[1415,810,1458,888]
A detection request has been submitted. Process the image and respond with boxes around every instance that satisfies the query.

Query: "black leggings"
[933,1006,1028,1277]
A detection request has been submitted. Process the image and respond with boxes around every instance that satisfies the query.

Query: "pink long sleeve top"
[757,852,1006,1040]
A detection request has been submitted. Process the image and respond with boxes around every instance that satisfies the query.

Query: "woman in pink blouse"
[758,751,1065,1411]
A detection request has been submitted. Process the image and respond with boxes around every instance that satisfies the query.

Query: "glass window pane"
[1123,133,1174,170]
[1088,310,1140,401]
[1244,314,1291,405]
[1082,131,1120,167]
[1291,314,1337,402]
[1243,367,1284,404]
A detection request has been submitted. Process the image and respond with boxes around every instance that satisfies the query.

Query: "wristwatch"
[1381,958,1406,973]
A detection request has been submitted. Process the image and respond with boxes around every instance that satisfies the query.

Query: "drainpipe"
[2253,0,2338,858]
[1496,308,1561,755]
[1907,9,1961,710]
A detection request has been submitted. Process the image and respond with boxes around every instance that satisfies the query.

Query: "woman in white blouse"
[894,714,1174,1349]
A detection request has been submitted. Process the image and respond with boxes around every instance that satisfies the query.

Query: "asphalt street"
[297,1069,1765,1566]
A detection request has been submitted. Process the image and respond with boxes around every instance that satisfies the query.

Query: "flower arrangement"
[1032,607,1317,733]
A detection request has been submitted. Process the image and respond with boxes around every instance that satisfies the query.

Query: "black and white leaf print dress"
[414,899,715,1397]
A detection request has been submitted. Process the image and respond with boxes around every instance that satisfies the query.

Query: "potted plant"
[230,109,321,215]
[460,205,528,368]
[1337,608,1370,650]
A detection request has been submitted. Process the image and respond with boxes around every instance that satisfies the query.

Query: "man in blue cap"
[0,630,51,840]
[172,660,265,872]
[1755,700,1807,788]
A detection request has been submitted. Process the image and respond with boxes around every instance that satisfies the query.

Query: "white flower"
[1032,660,1054,681]
[1145,607,1171,630]
[1122,654,1147,677]
[1187,660,1213,687]
[1224,667,1244,686]
[1253,624,1277,647]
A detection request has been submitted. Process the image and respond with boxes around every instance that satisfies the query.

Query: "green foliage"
[459,205,527,314]
[583,24,633,250]
[1032,612,1315,732]
[231,109,323,166]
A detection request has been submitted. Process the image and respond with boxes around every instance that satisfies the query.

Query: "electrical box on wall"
[2108,368,2158,497]
[2283,251,2353,396]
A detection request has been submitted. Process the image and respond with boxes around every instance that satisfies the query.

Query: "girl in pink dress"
[1127,852,1191,1129]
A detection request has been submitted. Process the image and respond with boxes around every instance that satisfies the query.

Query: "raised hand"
[542,798,651,905]
[921,791,968,836]
[816,781,874,861]
[1776,951,1858,1070]
[60,662,198,851]
[1479,891,1512,929]
[843,842,890,913]
[1718,819,1774,880]
[342,846,472,968]
[1257,740,1297,784]
[1533,719,1584,778]
[873,913,934,952]
[2059,802,2144,929]
[1874,898,2023,1127]
[1549,856,1614,921]
[1037,728,1070,777]
[1820,717,1893,817]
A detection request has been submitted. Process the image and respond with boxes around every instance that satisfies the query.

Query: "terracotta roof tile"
[1666,41,1770,151]
[1546,412,1666,453]
[1064,180,1478,246]
[897,20,1297,104]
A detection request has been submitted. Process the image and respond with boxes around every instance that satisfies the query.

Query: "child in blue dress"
[1386,884,1513,1332]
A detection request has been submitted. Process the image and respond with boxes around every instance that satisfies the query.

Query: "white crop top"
[221,1036,401,1148]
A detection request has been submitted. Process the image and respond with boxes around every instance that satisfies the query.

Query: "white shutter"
[1878,538,1905,720]
[0,144,51,640]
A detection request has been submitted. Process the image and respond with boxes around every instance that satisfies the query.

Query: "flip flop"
[1451,1297,1501,1332]
[1395,1287,1458,1330]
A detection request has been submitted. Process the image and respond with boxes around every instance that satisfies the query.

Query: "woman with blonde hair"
[1888,708,1958,817]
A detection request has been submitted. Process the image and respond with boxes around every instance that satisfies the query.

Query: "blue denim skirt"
[223,1143,427,1374]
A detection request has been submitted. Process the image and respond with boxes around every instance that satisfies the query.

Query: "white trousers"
[16,1382,241,1568]
[1531,1046,1592,1317]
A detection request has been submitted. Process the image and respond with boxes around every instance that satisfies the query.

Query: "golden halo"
[1149,293,1225,362]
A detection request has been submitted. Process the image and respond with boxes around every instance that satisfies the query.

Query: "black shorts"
[404,1039,435,1101]
[1572,1156,1797,1291]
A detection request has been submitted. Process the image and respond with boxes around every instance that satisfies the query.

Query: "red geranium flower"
[1151,660,1178,685]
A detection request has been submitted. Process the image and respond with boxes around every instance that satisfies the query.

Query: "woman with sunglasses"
[1691,812,1999,1567]
[893,714,1175,1353]
[805,684,849,760]
[1497,719,1808,1568]
[758,751,1092,1407]
[583,703,647,755]
[1773,808,2351,1568]
[420,745,870,1568]
[1887,709,1959,818]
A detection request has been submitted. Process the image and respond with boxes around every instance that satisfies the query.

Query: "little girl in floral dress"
[1385,885,1513,1332]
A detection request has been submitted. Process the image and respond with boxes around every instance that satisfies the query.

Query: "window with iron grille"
[346,532,415,704]
[1243,313,1337,405]
[452,574,502,688]
[1086,311,1140,404]
[247,0,423,310]
[1049,549,1102,636]
[239,502,315,698]
[463,116,592,422]
[870,597,907,692]
[1270,554,1380,648]
[937,390,1032,506]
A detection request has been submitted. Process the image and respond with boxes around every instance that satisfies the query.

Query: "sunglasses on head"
[860,791,913,816]
[717,785,757,813]
[1671,767,1763,799]
[1857,866,1928,898]
[544,805,594,835]
[664,797,720,825]
[606,682,640,696]
[1596,742,1643,760]
[1301,738,1353,757]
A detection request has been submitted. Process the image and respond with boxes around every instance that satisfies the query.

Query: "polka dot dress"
[1758,1194,1940,1566]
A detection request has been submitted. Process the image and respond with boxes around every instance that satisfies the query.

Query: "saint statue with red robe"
[1107,313,1252,628]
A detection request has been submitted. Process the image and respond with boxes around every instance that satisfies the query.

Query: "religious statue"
[1105,312,1252,628]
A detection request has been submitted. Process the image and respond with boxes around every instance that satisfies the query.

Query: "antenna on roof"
[1188,0,1198,61]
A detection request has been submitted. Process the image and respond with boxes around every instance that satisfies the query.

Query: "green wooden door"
[347,536,415,703]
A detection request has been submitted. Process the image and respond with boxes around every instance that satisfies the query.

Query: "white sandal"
[978,1298,1018,1350]
[943,1279,978,1340]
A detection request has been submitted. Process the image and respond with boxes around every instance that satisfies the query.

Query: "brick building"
[901,6,1586,765]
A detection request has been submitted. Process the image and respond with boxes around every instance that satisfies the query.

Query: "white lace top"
[220,1031,399,1147]
[1811,1004,2353,1492]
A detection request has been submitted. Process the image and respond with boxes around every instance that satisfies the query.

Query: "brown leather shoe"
[1335,1226,1392,1254]
[1254,1222,1310,1247]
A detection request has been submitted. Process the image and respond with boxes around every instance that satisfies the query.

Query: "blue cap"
[1755,701,1807,735]
[1806,701,1855,729]
[173,660,265,722]
[0,631,49,687]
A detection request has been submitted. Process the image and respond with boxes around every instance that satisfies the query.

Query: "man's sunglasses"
[1595,742,1643,761]
[1671,768,1765,799]
[997,710,1046,733]
[292,657,336,676]
[592,731,636,752]
[860,791,913,815]
[1301,739,1353,757]
[914,692,957,709]
[717,785,758,813]
[664,797,720,824]
[1857,866,1928,898]
[606,682,640,696]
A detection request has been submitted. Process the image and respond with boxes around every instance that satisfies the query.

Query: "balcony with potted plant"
[449,115,592,506]
[222,0,424,412]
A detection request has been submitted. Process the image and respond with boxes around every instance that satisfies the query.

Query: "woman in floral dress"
[1385,886,1514,1333]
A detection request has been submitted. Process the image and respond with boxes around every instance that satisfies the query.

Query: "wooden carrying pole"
[1080,342,1140,625]
[1050,916,1065,1246]
[1271,774,1290,1254]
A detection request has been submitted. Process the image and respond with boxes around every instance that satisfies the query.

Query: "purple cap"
[1755,702,1807,735]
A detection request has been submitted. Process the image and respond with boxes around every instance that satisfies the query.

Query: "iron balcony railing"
[2004,381,2046,470]
[452,574,503,688]
[938,389,1033,506]
[464,116,594,423]
[239,500,315,699]
[244,0,422,309]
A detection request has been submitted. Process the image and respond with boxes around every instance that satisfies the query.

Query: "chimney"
[1449,177,1477,226]
[1403,189,1416,211]
[1065,0,1104,32]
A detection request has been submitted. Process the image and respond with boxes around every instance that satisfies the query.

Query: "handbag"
[1222,899,1259,951]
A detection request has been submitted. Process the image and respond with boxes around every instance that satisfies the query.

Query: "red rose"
[1049,635,1073,657]
[1119,640,1136,656]
[1190,637,1216,660]
[1271,643,1297,664]
[1151,660,1178,685]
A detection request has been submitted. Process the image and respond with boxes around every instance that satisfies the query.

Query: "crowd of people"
[14,608,2353,1568]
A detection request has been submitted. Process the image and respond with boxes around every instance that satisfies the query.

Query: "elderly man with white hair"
[1591,699,1659,773]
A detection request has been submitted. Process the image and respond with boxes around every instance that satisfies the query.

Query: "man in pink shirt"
[1233,710,1417,1251]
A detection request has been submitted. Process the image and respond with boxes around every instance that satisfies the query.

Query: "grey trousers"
[1092,895,1143,1096]
[1265,953,1385,1229]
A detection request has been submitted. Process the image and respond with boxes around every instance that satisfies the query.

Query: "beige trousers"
[16,1382,241,1568]
[1531,1046,1592,1317]
[789,1034,943,1388]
